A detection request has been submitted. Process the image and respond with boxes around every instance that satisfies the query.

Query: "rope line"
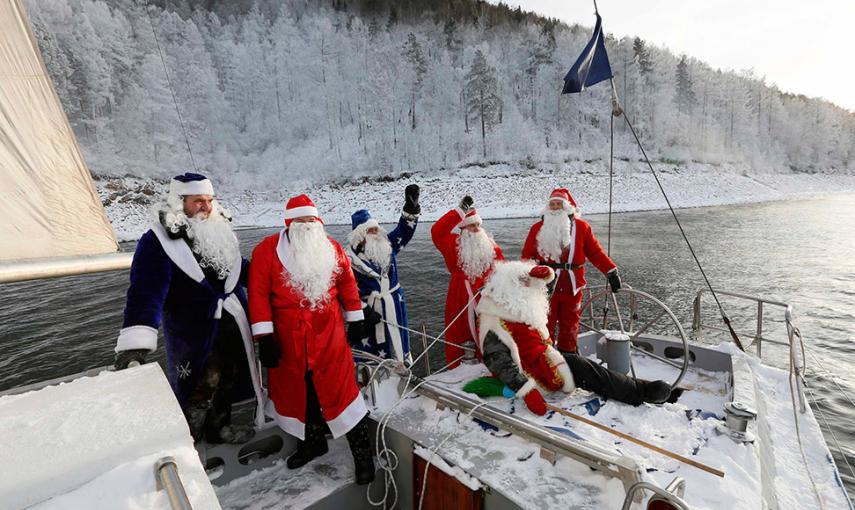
[621,113,744,351]
[142,1,198,172]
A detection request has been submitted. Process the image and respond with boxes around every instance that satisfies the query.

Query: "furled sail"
[0,0,118,262]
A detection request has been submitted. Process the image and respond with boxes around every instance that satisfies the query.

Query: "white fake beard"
[186,212,239,280]
[537,209,572,261]
[480,261,550,329]
[456,228,496,281]
[363,233,392,271]
[284,222,337,307]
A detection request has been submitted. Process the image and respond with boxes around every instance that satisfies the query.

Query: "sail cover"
[0,0,118,262]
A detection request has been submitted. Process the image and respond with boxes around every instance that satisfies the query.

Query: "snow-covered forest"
[26,0,855,192]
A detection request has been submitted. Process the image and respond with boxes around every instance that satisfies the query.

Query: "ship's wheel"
[578,285,690,391]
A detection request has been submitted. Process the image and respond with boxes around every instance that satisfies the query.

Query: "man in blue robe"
[113,173,264,444]
[345,185,420,364]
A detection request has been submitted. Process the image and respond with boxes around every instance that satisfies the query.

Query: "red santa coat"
[248,230,366,440]
[431,208,504,344]
[521,217,616,295]
[477,301,575,394]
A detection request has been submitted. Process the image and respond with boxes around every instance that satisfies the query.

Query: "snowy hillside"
[26,0,855,197]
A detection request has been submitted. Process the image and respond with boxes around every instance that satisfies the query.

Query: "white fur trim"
[115,325,158,352]
[454,207,467,219]
[478,313,524,372]
[284,206,319,220]
[457,214,482,229]
[265,400,306,440]
[223,295,267,427]
[326,394,368,438]
[170,178,214,197]
[151,222,205,283]
[544,346,576,392]
[251,321,274,336]
[345,309,365,322]
[349,219,380,248]
[607,267,617,274]
[516,378,538,397]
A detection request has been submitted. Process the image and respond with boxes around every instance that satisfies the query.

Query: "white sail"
[0,0,117,262]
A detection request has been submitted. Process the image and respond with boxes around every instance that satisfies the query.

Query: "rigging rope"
[142,1,199,173]
[620,113,745,351]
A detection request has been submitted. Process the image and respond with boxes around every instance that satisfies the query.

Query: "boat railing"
[692,288,807,413]
[621,477,689,510]
[155,456,193,510]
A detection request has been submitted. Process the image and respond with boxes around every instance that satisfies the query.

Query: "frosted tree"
[402,32,428,130]
[465,48,502,158]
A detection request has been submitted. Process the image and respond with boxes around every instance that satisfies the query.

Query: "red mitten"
[529,265,555,281]
[523,388,548,416]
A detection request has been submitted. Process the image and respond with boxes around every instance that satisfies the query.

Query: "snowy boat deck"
[367,344,851,509]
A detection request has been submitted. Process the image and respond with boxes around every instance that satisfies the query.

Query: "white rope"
[417,402,489,510]
[787,322,826,510]
[378,318,477,352]
[364,290,482,508]
[366,356,464,508]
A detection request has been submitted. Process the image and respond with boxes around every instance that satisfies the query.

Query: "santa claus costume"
[247,195,374,484]
[115,173,264,444]
[521,188,620,353]
[346,185,419,363]
[476,261,670,415]
[431,199,504,366]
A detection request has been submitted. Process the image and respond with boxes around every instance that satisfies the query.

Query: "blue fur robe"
[347,214,417,362]
[116,223,264,425]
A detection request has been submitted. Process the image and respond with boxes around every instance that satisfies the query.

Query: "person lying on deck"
[473,261,671,415]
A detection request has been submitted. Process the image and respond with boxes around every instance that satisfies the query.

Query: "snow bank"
[0,364,219,509]
[96,162,855,242]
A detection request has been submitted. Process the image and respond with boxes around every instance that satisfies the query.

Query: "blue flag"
[562,14,613,94]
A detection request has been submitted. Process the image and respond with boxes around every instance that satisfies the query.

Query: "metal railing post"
[155,456,192,510]
[756,301,764,358]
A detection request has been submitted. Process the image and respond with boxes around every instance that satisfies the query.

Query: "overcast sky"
[495,1,855,112]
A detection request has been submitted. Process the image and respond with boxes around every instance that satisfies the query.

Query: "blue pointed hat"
[170,172,214,196]
[351,209,372,230]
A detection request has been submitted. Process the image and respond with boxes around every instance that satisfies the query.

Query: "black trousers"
[303,371,372,460]
[562,352,646,406]
[184,315,244,439]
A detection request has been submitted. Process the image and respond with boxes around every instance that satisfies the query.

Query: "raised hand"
[403,184,420,215]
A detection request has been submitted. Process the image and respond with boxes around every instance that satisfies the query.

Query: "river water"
[1,194,853,492]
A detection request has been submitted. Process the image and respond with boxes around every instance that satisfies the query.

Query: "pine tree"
[465,49,502,158]
[402,33,427,129]
[675,55,696,115]
[633,37,653,76]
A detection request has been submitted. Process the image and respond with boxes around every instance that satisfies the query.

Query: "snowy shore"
[97,161,855,242]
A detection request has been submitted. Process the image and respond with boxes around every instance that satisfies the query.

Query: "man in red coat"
[522,188,621,353]
[431,196,504,367]
[476,261,670,415]
[248,194,375,485]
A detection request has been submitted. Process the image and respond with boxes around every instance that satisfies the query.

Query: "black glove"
[257,334,281,368]
[608,269,622,293]
[403,184,420,215]
[114,349,147,370]
[459,195,474,213]
[347,320,367,346]
[363,305,382,327]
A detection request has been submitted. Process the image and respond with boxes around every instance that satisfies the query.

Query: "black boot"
[346,417,375,485]
[184,403,210,442]
[287,423,329,469]
[641,380,672,404]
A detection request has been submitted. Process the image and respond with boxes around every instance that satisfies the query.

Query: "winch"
[723,401,757,443]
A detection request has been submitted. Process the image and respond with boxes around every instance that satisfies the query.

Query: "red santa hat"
[284,194,322,227]
[457,209,483,229]
[528,265,556,283]
[548,188,578,212]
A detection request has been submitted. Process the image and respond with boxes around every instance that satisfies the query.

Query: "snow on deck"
[371,346,851,509]
[215,437,355,510]
[0,365,220,509]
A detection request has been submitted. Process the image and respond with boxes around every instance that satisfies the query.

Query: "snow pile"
[97,163,855,241]
[370,345,851,509]
[0,365,219,509]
